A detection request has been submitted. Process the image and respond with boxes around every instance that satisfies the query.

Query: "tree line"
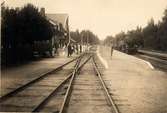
[1,4,56,65]
[70,30,100,45]
[104,8,167,52]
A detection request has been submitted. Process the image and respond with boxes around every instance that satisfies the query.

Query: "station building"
[46,13,70,47]
[34,8,76,56]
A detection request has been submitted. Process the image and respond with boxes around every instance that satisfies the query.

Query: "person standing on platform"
[79,44,82,53]
[71,44,74,55]
[111,41,114,57]
[67,44,72,57]
[76,44,79,54]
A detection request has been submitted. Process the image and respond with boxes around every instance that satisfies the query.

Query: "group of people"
[67,44,82,57]
[67,42,114,58]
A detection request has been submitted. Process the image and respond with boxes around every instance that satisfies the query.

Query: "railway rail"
[0,53,85,111]
[0,49,120,113]
[92,56,119,113]
[0,54,83,101]
[60,54,119,113]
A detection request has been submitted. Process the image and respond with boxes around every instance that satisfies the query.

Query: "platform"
[98,46,167,113]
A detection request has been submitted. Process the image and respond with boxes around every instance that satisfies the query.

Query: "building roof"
[46,13,69,31]
[49,20,57,26]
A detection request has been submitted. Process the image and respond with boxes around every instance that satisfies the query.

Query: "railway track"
[0,55,82,100]
[0,51,119,113]
[0,53,86,111]
[135,54,167,71]
[62,55,119,113]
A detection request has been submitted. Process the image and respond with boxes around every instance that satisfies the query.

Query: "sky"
[4,0,167,40]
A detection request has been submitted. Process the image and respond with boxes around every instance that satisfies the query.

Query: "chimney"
[40,7,45,16]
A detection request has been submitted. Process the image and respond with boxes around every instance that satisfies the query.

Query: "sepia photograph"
[1,0,167,113]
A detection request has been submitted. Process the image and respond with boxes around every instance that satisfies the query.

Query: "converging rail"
[0,53,93,112]
[0,54,84,103]
[32,54,93,112]
[32,55,82,112]
[59,55,93,113]
[0,54,86,112]
[59,53,120,113]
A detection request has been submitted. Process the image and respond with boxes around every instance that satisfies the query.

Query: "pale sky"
[4,0,167,39]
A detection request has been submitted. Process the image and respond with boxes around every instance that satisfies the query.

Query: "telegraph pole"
[87,32,88,51]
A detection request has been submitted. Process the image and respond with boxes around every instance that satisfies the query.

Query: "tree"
[104,8,167,52]
[70,29,99,45]
[103,35,114,46]
[18,4,55,43]
[156,9,167,51]
[142,18,158,49]
[125,27,144,48]
[1,4,56,64]
[70,29,81,43]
